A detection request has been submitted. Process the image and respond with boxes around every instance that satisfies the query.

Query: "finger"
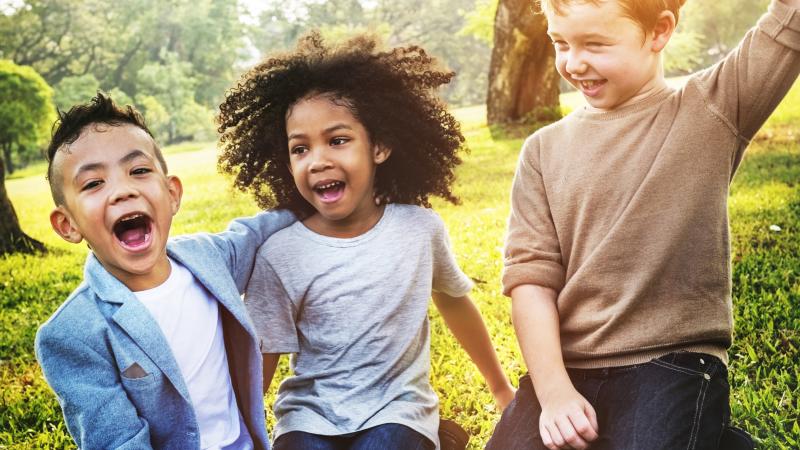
[540,421,558,450]
[569,410,599,442]
[584,402,600,435]
[555,415,588,449]
[546,420,569,448]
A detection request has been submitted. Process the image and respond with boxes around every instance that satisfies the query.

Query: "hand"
[538,385,598,449]
[491,381,517,411]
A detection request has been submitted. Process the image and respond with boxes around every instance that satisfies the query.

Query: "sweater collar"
[573,86,675,121]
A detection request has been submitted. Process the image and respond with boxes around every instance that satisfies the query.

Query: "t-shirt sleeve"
[692,0,800,141]
[244,251,300,354]
[430,213,473,298]
[502,135,565,296]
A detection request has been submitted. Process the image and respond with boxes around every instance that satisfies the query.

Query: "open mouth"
[578,79,606,96]
[113,213,153,250]
[313,180,346,203]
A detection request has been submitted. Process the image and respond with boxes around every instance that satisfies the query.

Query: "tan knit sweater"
[503,1,800,369]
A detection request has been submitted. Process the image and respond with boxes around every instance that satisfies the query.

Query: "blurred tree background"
[0,0,772,168]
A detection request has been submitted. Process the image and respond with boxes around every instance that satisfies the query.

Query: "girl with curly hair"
[218,33,515,450]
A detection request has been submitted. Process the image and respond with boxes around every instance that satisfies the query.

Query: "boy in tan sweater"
[486,1,800,449]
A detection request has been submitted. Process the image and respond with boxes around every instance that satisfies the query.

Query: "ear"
[373,144,392,165]
[166,175,183,216]
[650,11,676,52]
[50,206,83,244]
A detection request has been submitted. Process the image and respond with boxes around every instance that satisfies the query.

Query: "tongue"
[119,227,147,246]
[320,185,344,201]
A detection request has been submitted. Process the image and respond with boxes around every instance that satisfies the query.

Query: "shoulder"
[260,222,303,253]
[169,231,223,255]
[389,204,443,230]
[35,282,107,352]
[519,115,574,157]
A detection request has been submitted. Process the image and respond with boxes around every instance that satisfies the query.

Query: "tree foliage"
[248,0,493,107]
[0,59,51,254]
[0,59,55,173]
[0,0,243,145]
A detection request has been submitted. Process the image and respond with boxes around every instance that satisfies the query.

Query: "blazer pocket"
[120,363,156,388]
[122,362,148,379]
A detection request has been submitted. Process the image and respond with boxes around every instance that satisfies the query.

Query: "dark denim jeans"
[273,423,435,450]
[485,352,754,450]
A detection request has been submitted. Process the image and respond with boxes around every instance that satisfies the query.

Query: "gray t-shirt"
[245,204,473,447]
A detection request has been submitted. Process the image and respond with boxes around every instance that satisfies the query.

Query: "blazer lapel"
[112,301,191,402]
[85,254,192,403]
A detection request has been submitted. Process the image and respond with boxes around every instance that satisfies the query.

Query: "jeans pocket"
[644,353,730,450]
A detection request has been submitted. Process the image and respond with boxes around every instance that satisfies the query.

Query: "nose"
[308,148,333,173]
[109,179,139,204]
[565,50,588,76]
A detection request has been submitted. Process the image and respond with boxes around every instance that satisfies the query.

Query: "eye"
[331,137,350,146]
[81,180,103,191]
[553,40,569,51]
[131,167,152,175]
[290,145,308,155]
[586,42,606,49]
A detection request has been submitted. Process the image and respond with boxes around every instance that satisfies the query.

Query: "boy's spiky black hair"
[217,32,465,218]
[46,92,165,205]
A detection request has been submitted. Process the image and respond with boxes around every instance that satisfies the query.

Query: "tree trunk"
[0,153,46,255]
[2,142,15,174]
[487,0,561,125]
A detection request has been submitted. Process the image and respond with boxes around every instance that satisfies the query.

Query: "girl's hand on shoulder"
[538,385,598,450]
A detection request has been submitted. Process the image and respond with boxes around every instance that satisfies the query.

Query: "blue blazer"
[35,210,294,450]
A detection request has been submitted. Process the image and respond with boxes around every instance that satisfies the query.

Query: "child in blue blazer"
[35,92,293,450]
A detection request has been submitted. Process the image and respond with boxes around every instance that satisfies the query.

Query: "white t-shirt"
[135,258,253,450]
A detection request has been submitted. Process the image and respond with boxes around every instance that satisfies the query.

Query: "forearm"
[433,293,511,394]
[263,353,281,395]
[511,284,572,403]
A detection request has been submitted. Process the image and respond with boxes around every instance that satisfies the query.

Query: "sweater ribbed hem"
[564,343,729,369]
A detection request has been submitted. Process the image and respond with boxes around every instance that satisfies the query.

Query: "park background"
[1,0,798,448]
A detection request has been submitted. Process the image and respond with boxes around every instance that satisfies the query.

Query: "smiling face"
[286,95,391,237]
[545,0,673,111]
[49,124,182,291]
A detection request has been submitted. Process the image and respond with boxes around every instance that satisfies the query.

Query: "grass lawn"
[2,80,798,448]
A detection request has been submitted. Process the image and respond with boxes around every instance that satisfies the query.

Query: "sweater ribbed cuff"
[762,0,800,50]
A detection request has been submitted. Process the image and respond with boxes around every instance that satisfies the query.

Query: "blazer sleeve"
[203,209,296,293]
[35,324,154,450]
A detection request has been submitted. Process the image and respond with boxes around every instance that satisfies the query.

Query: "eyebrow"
[287,123,354,141]
[548,31,610,41]
[73,149,152,184]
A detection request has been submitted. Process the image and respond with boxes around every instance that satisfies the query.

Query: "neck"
[113,255,172,292]
[303,204,386,239]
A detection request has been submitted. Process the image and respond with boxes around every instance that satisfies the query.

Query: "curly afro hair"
[217,32,466,218]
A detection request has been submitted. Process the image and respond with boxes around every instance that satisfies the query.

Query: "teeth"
[120,213,143,222]
[581,80,600,89]
[315,181,342,190]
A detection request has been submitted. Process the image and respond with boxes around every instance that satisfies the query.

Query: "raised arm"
[35,325,154,449]
[693,0,800,140]
[432,292,515,409]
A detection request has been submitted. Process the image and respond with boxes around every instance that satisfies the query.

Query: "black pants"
[485,352,754,450]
